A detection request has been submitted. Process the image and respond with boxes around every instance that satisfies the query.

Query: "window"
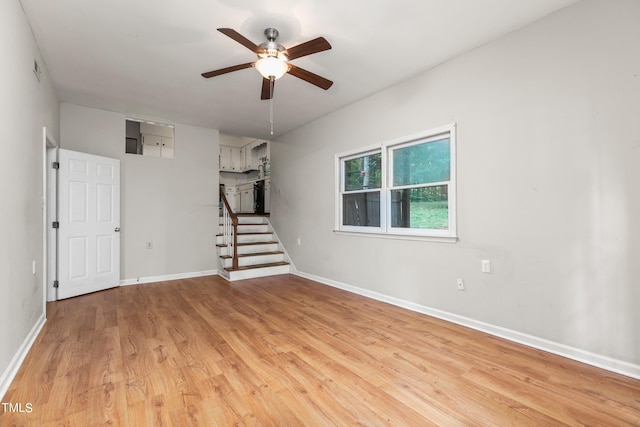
[336,124,456,240]
[341,150,382,228]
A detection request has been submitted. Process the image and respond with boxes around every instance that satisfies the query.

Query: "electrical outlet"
[457,279,465,291]
[482,260,491,273]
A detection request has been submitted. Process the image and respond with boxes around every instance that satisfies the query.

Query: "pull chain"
[270,98,274,135]
[269,76,275,135]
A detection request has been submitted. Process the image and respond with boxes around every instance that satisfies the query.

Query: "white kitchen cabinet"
[141,122,174,158]
[223,186,237,211]
[238,183,254,213]
[220,145,242,171]
[244,142,258,170]
[240,147,247,171]
[219,140,270,173]
[142,134,174,158]
[161,136,174,158]
[219,146,231,170]
[142,134,161,157]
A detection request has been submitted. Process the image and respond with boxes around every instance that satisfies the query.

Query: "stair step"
[221,251,285,268]
[220,251,284,260]
[238,241,278,246]
[218,223,270,233]
[219,214,270,225]
[225,261,289,272]
[216,231,272,236]
[217,241,279,257]
[216,232,274,245]
[217,241,278,248]
[239,250,283,258]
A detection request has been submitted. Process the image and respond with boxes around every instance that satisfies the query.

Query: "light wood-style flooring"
[2,274,639,426]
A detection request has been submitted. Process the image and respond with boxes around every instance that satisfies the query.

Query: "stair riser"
[238,234,274,244]
[219,225,269,233]
[238,216,267,224]
[219,243,279,256]
[222,253,285,268]
[216,234,273,245]
[226,264,290,281]
[220,216,267,225]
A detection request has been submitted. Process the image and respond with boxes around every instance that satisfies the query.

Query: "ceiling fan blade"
[287,64,333,90]
[217,28,259,53]
[201,62,254,78]
[285,37,331,60]
[261,77,275,100]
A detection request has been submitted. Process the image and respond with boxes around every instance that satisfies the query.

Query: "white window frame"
[335,124,457,242]
[336,145,386,233]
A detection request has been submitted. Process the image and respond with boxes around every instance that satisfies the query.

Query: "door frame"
[43,126,59,302]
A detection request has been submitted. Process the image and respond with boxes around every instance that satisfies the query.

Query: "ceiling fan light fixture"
[255,56,288,80]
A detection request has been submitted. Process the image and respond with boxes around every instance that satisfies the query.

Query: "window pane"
[343,192,380,227]
[390,186,448,229]
[393,138,450,186]
[344,153,382,191]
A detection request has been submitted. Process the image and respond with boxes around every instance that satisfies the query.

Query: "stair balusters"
[220,185,239,270]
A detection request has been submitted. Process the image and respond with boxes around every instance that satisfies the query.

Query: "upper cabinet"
[220,139,270,173]
[141,122,174,158]
[220,145,242,171]
[126,119,175,158]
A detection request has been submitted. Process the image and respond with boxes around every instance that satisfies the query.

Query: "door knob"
[114,227,121,232]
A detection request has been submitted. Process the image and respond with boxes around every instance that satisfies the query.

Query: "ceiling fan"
[201,28,333,100]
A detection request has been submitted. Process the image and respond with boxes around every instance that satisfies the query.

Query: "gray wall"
[0,0,60,396]
[271,0,640,366]
[60,103,219,281]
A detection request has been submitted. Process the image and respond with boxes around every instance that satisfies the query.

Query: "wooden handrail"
[220,185,239,270]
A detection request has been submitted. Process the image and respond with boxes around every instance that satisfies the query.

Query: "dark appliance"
[254,180,265,214]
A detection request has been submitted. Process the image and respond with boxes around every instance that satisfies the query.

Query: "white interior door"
[57,149,120,299]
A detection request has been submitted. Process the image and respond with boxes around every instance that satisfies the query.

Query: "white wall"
[61,103,219,281]
[271,0,640,368]
[0,0,59,397]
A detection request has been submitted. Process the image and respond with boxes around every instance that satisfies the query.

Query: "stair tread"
[225,261,289,272]
[239,251,283,257]
[217,241,278,248]
[238,241,277,246]
[216,231,272,237]
[218,223,267,227]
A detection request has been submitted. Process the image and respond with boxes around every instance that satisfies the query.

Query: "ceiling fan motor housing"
[258,29,286,59]
[264,28,279,42]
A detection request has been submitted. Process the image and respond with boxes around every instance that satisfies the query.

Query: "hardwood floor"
[2,274,639,426]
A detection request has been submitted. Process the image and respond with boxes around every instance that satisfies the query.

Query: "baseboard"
[0,313,47,400]
[120,269,218,286]
[293,271,640,380]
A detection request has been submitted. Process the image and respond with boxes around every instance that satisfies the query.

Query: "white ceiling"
[21,0,578,139]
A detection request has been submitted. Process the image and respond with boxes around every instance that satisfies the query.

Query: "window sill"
[333,229,458,244]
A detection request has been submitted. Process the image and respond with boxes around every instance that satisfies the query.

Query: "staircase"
[216,214,290,281]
